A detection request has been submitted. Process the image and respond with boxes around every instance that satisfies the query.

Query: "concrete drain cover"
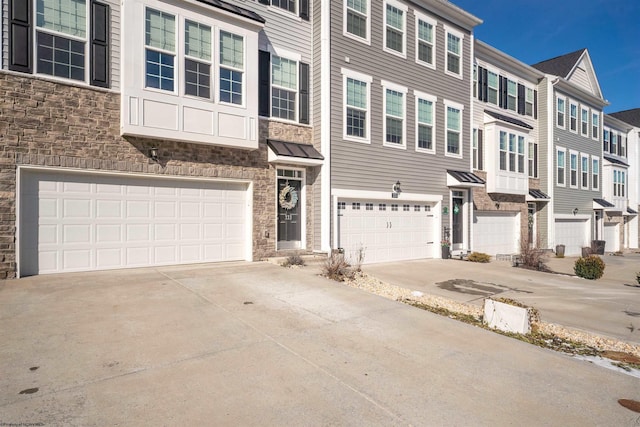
[618,399,640,413]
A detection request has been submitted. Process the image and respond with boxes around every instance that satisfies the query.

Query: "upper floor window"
[525,87,534,117]
[345,0,369,42]
[415,93,435,153]
[416,15,435,67]
[580,107,588,136]
[384,2,406,57]
[260,0,308,19]
[445,29,462,77]
[145,9,176,91]
[603,128,610,152]
[271,55,297,120]
[592,112,599,140]
[487,71,498,105]
[556,96,565,128]
[185,20,212,99]
[556,148,566,186]
[272,0,295,14]
[613,170,626,197]
[528,141,538,178]
[445,102,463,156]
[611,132,618,155]
[569,102,578,132]
[343,70,371,142]
[580,154,589,189]
[620,135,627,157]
[499,131,525,173]
[384,84,406,147]
[219,31,244,105]
[506,79,517,111]
[592,157,599,190]
[569,151,578,188]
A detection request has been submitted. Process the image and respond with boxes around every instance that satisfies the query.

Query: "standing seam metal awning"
[267,139,324,166]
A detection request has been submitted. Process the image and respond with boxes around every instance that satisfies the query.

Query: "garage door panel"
[473,212,518,256]
[63,249,91,270]
[64,225,91,243]
[96,248,121,268]
[127,201,150,217]
[97,200,122,218]
[555,219,589,256]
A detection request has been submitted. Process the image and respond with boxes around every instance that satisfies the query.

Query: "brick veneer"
[0,72,316,278]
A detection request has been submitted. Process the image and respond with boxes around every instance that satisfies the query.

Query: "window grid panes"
[557,150,565,185]
[446,32,460,75]
[417,19,433,65]
[570,153,577,187]
[145,9,175,91]
[557,98,565,127]
[581,155,589,188]
[528,142,538,178]
[517,136,525,173]
[184,21,211,99]
[592,159,599,190]
[219,31,244,105]
[592,113,599,139]
[271,55,297,120]
[37,0,87,37]
[499,131,507,171]
[272,0,295,13]
[385,89,403,145]
[581,108,588,135]
[185,59,210,98]
[346,78,367,138]
[346,0,367,39]
[525,88,534,116]
[570,103,577,131]
[508,134,516,172]
[385,4,404,54]
[487,71,498,105]
[507,79,517,111]
[417,98,433,150]
[37,32,85,80]
[446,106,460,154]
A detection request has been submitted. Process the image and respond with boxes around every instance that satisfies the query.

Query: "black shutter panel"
[478,129,484,171]
[517,84,525,115]
[477,66,484,101]
[9,0,32,73]
[258,0,269,4]
[91,1,110,88]
[259,50,271,117]
[482,68,488,102]
[299,0,309,20]
[299,62,309,124]
[534,143,538,178]
[533,90,538,119]
[500,77,508,109]
[498,76,504,108]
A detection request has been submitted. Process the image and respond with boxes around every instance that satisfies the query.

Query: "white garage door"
[473,211,518,256]
[19,170,248,276]
[603,222,620,252]
[337,200,436,264]
[555,219,589,256]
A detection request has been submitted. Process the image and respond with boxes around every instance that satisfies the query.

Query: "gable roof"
[610,108,640,127]
[531,49,586,77]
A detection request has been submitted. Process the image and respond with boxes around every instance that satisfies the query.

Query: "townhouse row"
[0,0,637,278]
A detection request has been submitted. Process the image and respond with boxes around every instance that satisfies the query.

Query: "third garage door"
[338,200,436,264]
[473,211,518,256]
[555,219,589,256]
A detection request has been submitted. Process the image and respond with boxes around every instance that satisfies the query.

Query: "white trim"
[320,0,331,253]
[556,146,567,187]
[414,11,437,70]
[568,100,579,133]
[382,0,408,59]
[592,110,600,140]
[556,94,566,129]
[342,68,372,144]
[332,188,443,202]
[268,44,302,62]
[580,105,589,136]
[444,25,464,80]
[580,153,589,190]
[266,1,301,21]
[413,90,437,154]
[592,155,600,192]
[444,99,464,158]
[382,81,408,150]
[267,150,324,166]
[569,150,579,188]
[343,0,371,45]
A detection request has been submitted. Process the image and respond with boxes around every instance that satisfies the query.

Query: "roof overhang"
[475,40,544,83]
[625,207,638,216]
[484,110,534,130]
[447,170,485,188]
[593,198,615,210]
[552,78,608,109]
[409,0,482,31]
[267,140,324,167]
[603,155,629,167]
[190,0,265,26]
[526,189,550,202]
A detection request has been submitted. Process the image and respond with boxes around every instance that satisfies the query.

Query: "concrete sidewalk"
[364,253,640,344]
[1,262,639,425]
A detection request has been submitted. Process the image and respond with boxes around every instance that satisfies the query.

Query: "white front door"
[20,170,249,276]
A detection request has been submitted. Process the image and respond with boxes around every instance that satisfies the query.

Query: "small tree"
[518,236,548,271]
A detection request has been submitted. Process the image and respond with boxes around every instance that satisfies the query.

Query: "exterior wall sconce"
[392,181,402,198]
[494,202,500,210]
[572,208,579,215]
[149,147,159,162]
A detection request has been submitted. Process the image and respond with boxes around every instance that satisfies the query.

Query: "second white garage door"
[603,222,620,252]
[473,211,519,256]
[338,200,436,264]
[555,219,589,256]
[19,170,249,276]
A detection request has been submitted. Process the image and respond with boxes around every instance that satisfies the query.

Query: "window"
[345,0,368,41]
[620,135,627,157]
[508,133,516,172]
[611,132,617,155]
[384,2,406,56]
[569,102,578,132]
[338,202,346,210]
[445,102,462,156]
[445,29,462,77]
[556,96,565,128]
[416,15,435,67]
[415,93,435,152]
[603,128,610,152]
[499,131,507,171]
[613,170,625,197]
[556,148,566,186]
[271,0,295,13]
[271,55,296,119]
[507,79,517,111]
[184,20,211,99]
[366,203,373,210]
[473,128,484,170]
[592,157,599,190]
[581,107,588,136]
[569,151,578,188]
[517,136,525,173]
[145,8,175,91]
[345,77,368,140]
[391,204,398,211]
[528,141,538,178]
[403,204,410,211]
[383,82,407,147]
[379,203,386,211]
[525,87,534,116]
[352,202,360,210]
[581,154,589,189]
[219,31,244,105]
[592,112,599,139]
[414,205,421,212]
[484,71,498,105]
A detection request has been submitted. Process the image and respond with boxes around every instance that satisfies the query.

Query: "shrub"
[468,252,491,263]
[322,251,353,281]
[518,237,548,271]
[574,255,605,280]
[282,255,305,268]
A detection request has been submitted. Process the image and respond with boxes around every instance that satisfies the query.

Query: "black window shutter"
[533,90,538,119]
[258,0,269,4]
[299,0,309,20]
[517,84,525,115]
[299,62,309,124]
[477,66,484,101]
[481,68,488,102]
[9,0,32,73]
[478,129,484,170]
[499,77,508,109]
[259,50,271,117]
[534,143,538,178]
[91,1,110,88]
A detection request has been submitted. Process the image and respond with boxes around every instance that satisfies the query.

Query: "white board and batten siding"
[19,169,251,276]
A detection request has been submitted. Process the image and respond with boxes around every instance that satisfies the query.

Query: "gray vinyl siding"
[252,2,312,64]
[330,1,471,198]
[312,0,322,250]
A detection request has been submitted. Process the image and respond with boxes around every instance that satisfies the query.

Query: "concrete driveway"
[1,262,639,426]
[364,253,640,344]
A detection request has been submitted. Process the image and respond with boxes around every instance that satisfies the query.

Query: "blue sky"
[452,0,640,113]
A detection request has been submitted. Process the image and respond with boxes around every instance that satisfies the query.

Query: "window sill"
[344,135,371,144]
[415,147,436,155]
[267,6,302,22]
[383,47,407,60]
[444,70,463,80]
[444,152,463,159]
[343,31,371,46]
[416,59,436,71]
[383,141,407,150]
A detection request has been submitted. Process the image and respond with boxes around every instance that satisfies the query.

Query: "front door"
[277,171,303,250]
[452,191,464,251]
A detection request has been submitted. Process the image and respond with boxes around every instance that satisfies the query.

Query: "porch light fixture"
[572,207,579,216]
[494,202,500,210]
[392,181,402,194]
[149,147,159,162]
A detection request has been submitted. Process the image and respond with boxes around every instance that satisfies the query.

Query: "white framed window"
[592,156,599,191]
[473,128,484,171]
[592,112,599,140]
[414,90,436,153]
[603,128,610,152]
[184,20,212,100]
[525,87,534,116]
[344,0,369,43]
[382,80,407,148]
[444,100,463,157]
[569,151,578,188]
[528,141,538,178]
[445,27,463,78]
[342,68,372,143]
[580,107,588,136]
[611,131,618,155]
[270,0,296,14]
[507,79,517,111]
[487,70,498,105]
[580,153,589,189]
[613,169,625,197]
[556,96,565,128]
[145,8,176,92]
[569,101,578,132]
[556,147,566,186]
[499,131,507,171]
[271,54,297,120]
[219,30,244,105]
[415,13,436,68]
[517,135,525,173]
[383,0,407,58]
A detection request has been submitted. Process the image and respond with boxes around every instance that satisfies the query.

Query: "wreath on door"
[279,184,299,210]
